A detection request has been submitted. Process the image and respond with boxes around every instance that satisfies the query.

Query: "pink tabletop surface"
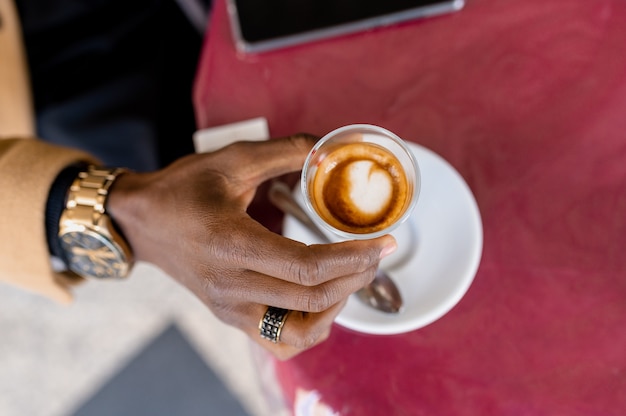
[194,0,626,414]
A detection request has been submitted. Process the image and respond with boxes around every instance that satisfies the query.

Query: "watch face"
[60,229,129,279]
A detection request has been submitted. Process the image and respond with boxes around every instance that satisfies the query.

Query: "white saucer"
[283,142,483,335]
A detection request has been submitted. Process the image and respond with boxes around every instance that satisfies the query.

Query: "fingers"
[213,265,379,312]
[217,217,397,286]
[214,133,318,186]
[244,300,347,361]
[206,230,395,360]
[202,227,394,360]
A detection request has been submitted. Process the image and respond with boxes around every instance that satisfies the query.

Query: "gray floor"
[0,262,289,416]
[70,324,249,416]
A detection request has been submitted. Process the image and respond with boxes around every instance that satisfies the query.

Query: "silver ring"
[259,306,290,343]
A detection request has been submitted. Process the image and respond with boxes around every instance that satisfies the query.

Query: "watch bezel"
[59,223,131,279]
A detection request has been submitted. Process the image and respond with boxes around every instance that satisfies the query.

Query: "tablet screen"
[229,0,464,52]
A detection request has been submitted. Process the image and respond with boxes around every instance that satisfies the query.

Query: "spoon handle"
[268,181,403,314]
[269,182,331,243]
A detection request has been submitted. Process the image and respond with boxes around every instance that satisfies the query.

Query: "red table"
[194,0,626,414]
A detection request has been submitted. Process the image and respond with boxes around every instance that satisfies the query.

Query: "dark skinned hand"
[107,134,397,360]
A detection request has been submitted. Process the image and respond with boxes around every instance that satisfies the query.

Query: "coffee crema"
[311,142,410,234]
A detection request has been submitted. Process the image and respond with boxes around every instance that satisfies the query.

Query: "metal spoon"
[268,181,403,314]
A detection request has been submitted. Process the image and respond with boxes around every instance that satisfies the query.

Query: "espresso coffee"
[311,142,410,234]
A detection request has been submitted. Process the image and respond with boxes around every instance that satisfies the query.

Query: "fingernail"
[379,240,398,259]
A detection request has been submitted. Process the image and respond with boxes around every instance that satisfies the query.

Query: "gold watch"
[58,166,133,279]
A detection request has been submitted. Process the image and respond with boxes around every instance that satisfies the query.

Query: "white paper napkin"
[193,117,269,153]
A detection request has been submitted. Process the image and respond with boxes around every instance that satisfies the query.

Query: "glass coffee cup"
[301,124,420,240]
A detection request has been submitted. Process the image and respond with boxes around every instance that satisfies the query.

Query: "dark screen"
[234,0,453,43]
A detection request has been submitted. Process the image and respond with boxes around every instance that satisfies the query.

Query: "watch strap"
[45,162,89,262]
[64,166,128,223]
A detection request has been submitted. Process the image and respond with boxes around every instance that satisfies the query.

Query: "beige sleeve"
[0,138,98,303]
[1,2,99,302]
[0,0,35,138]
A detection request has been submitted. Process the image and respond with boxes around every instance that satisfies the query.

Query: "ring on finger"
[259,306,290,343]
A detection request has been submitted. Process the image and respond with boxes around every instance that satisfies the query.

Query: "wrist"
[105,170,148,262]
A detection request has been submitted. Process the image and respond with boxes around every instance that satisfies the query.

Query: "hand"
[107,134,397,360]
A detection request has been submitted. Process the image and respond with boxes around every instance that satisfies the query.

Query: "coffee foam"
[311,142,409,234]
[346,160,393,215]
